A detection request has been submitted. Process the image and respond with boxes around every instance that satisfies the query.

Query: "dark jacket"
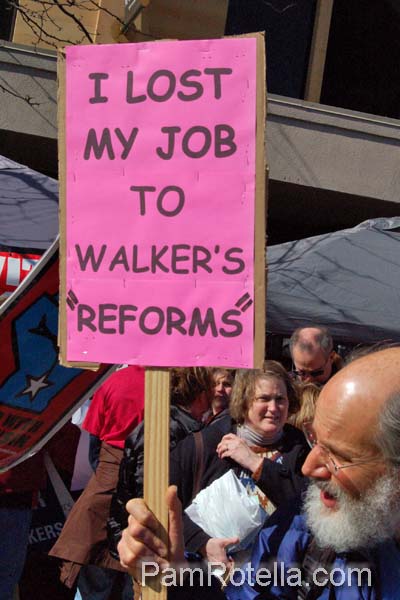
[204,407,231,428]
[108,405,203,558]
[169,414,310,553]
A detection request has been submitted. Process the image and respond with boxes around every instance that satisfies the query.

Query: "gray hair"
[377,391,400,467]
[289,326,333,358]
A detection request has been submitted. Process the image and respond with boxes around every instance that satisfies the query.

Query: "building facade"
[1,0,399,243]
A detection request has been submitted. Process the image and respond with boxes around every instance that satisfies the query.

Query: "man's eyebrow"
[319,439,355,462]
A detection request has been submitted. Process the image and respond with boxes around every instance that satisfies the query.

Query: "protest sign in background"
[0,240,114,471]
[59,35,266,369]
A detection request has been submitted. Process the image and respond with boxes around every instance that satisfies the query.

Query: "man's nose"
[301,446,331,480]
[299,372,313,382]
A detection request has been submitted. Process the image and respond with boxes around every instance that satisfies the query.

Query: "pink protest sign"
[61,36,263,368]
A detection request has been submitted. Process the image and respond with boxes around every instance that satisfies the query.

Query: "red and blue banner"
[0,239,113,471]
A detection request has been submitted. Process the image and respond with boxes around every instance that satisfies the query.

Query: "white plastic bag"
[185,470,266,553]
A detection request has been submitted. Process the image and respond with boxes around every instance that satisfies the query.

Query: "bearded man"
[117,348,400,599]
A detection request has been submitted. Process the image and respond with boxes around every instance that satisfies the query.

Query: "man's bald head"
[302,347,400,551]
[290,326,334,384]
[316,347,400,460]
[360,347,400,466]
[290,326,334,357]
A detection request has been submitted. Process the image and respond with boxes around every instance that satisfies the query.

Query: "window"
[0,1,17,41]
[225,0,317,99]
[321,0,400,119]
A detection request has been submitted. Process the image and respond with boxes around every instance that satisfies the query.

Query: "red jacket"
[83,366,145,448]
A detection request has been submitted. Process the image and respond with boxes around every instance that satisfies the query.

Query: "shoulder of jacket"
[124,421,144,450]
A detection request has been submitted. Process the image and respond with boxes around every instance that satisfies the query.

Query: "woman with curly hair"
[170,361,310,567]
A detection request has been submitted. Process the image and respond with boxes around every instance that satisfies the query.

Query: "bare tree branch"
[84,0,124,26]
[1,0,135,104]
[52,0,94,43]
[18,4,82,47]
[0,82,40,106]
[6,0,127,47]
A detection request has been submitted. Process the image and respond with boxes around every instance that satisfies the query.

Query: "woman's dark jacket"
[108,405,203,557]
[169,414,310,554]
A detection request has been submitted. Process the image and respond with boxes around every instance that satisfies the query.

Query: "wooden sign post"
[58,34,266,597]
[143,369,170,598]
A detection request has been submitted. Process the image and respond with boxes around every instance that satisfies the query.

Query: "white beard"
[303,471,400,553]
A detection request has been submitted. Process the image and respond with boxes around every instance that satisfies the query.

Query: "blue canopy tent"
[267,218,400,345]
[0,154,58,253]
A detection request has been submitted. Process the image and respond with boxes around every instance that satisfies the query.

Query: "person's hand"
[217,433,263,473]
[118,485,185,582]
[201,535,239,568]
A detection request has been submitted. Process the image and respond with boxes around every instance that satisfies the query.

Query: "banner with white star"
[0,239,113,472]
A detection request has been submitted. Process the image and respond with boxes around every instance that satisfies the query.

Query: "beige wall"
[13,0,228,48]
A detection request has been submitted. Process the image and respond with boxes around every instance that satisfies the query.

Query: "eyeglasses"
[292,358,329,380]
[302,422,383,474]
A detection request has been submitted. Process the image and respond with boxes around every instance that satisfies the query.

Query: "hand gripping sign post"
[59,34,266,597]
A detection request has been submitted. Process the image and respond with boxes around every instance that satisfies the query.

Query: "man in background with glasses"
[290,326,342,385]
[118,347,400,599]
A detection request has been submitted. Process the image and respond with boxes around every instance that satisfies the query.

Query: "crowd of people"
[4,325,400,600]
